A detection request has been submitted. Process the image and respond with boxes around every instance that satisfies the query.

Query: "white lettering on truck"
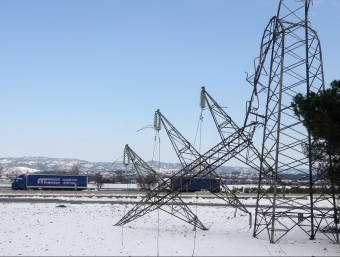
[37,178,61,185]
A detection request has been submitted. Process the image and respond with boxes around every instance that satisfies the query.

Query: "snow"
[100,183,139,190]
[1,193,339,256]
[4,167,40,174]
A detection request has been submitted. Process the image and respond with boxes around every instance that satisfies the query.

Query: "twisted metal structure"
[115,120,254,229]
[116,0,338,244]
[244,0,339,243]
[154,109,250,215]
[200,86,262,171]
[120,144,208,230]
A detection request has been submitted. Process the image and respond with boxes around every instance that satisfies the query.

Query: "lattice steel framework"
[121,144,208,230]
[244,0,339,243]
[154,110,250,216]
[201,86,262,171]
[115,121,254,228]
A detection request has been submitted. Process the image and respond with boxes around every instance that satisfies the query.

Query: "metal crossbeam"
[115,126,253,227]
[156,110,250,215]
[120,144,208,230]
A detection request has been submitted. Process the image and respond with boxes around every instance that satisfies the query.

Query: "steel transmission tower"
[244,0,339,243]
[120,144,208,230]
[200,86,263,171]
[115,114,254,229]
[154,110,250,216]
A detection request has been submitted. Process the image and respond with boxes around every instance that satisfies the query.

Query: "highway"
[2,189,333,211]
[0,189,252,206]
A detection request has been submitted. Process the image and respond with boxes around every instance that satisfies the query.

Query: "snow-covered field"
[1,194,339,256]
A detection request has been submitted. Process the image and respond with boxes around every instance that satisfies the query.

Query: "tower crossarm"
[115,124,253,228]
[119,144,208,230]
[156,109,250,214]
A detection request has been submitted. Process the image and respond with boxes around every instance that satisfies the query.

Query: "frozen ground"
[0,195,339,256]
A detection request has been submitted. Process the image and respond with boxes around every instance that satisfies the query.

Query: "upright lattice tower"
[245,0,339,243]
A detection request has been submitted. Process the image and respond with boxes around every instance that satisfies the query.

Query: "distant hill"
[0,156,258,177]
[0,156,124,175]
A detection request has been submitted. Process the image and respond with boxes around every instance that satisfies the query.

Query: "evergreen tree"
[292,80,340,185]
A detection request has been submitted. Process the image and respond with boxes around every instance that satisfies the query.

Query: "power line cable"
[192,110,204,257]
[156,132,161,257]
[192,191,199,257]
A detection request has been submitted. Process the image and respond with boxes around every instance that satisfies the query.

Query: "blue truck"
[11,174,88,190]
[171,177,221,193]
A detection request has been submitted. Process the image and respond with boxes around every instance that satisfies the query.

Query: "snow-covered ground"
[1,194,339,256]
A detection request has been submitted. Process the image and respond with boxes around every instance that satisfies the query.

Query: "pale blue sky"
[1,0,339,165]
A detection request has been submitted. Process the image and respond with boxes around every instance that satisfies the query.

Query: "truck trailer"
[11,174,88,190]
[171,177,221,193]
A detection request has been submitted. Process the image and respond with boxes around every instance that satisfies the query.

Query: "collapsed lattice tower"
[245,0,339,243]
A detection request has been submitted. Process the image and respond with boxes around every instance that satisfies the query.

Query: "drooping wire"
[121,161,128,248]
[192,191,199,257]
[150,111,162,256]
[191,90,205,256]
[157,205,160,257]
[199,110,203,162]
[155,129,161,257]
[195,110,204,149]
[192,109,204,164]
[151,130,159,168]
[112,155,123,164]
[121,147,132,249]
[113,154,128,249]
[191,121,202,256]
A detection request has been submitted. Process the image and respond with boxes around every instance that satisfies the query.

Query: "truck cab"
[11,175,27,190]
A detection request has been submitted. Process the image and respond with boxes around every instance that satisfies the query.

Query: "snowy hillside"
[0,156,257,176]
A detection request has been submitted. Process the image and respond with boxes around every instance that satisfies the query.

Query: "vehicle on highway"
[11,174,88,190]
[171,177,221,193]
